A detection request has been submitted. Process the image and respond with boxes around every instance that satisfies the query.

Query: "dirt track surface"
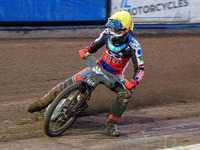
[0,34,200,149]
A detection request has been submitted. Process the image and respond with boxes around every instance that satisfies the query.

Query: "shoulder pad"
[95,28,109,42]
[129,38,141,50]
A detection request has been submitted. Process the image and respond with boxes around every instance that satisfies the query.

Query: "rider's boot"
[26,98,48,113]
[105,119,121,137]
[26,77,74,113]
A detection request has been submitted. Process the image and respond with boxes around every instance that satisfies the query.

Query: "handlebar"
[84,53,126,89]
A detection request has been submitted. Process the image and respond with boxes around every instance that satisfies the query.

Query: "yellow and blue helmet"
[105,11,134,51]
[106,10,134,32]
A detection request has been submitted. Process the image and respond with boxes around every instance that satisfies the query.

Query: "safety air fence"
[0,0,200,29]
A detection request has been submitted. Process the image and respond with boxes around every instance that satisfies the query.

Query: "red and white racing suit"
[74,29,144,87]
[73,29,144,121]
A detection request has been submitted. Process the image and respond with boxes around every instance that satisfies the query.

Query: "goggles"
[108,27,130,38]
[108,28,124,37]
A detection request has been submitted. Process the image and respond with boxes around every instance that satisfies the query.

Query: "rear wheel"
[44,84,86,137]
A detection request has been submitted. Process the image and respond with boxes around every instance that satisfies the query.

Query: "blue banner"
[0,0,106,21]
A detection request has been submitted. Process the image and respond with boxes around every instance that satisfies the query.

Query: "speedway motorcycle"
[43,53,126,137]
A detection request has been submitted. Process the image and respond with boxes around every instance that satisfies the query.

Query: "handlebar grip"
[84,52,90,59]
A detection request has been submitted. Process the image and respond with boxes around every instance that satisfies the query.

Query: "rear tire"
[44,84,86,137]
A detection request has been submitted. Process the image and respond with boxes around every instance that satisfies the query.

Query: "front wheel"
[44,84,87,137]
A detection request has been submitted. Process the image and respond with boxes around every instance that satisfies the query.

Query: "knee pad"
[117,89,134,104]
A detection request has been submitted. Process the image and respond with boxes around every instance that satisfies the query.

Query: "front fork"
[70,83,97,116]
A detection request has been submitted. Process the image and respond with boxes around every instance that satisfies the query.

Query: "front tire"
[44,84,86,137]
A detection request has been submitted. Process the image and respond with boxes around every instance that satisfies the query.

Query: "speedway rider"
[27,10,144,137]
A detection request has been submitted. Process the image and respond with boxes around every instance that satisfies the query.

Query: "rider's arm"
[130,42,144,87]
[84,29,108,53]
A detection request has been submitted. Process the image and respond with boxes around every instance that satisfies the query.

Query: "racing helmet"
[105,10,134,46]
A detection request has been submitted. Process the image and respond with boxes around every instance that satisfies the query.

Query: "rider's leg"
[26,67,91,113]
[26,77,75,113]
[103,81,134,136]
[108,88,133,121]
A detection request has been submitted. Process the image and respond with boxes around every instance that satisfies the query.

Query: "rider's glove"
[79,49,90,58]
[124,79,137,89]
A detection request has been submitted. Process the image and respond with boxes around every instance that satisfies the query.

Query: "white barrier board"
[110,0,200,24]
[156,143,200,150]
